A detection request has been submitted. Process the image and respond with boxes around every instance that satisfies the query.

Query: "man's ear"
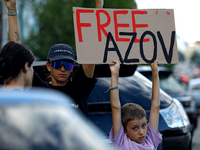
[146,120,148,124]
[23,62,29,73]
[46,62,51,72]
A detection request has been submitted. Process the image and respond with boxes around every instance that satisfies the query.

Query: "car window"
[191,84,200,90]
[160,76,185,94]
[0,102,112,150]
[88,72,172,110]
[88,78,111,103]
[88,73,153,110]
[191,89,200,96]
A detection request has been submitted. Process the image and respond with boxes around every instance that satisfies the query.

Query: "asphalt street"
[192,115,200,150]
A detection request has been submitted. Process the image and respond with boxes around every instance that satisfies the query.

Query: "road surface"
[192,116,200,150]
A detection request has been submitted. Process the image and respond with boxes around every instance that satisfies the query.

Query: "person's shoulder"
[109,125,126,143]
[147,123,157,133]
[0,89,22,93]
[146,124,162,148]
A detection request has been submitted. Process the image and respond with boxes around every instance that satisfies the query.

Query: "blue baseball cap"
[47,43,76,63]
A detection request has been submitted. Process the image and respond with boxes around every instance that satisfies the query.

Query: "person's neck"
[49,79,67,86]
[2,77,24,91]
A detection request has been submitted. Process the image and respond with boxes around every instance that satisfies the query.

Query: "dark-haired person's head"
[0,41,35,89]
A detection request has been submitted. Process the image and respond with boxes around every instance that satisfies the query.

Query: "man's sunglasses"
[51,61,74,70]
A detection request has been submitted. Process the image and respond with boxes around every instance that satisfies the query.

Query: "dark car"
[33,62,192,150]
[0,88,113,150]
[137,65,198,136]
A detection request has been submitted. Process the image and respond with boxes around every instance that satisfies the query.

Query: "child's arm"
[109,60,121,137]
[149,60,160,132]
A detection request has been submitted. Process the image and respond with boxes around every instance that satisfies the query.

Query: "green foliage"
[82,0,137,9]
[24,0,137,59]
[190,50,200,66]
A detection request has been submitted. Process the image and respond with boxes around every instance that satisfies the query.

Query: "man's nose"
[60,65,65,71]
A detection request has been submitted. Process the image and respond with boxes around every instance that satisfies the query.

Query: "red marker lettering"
[76,9,94,42]
[96,10,111,42]
[131,11,149,43]
[166,11,170,15]
[156,10,158,14]
[114,10,130,42]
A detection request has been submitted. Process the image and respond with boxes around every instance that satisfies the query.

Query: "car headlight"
[160,98,190,128]
[173,98,190,127]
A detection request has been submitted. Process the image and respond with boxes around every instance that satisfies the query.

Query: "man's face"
[47,62,73,85]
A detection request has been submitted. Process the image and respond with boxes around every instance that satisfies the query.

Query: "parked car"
[33,62,192,150]
[188,78,200,113]
[137,65,198,136]
[0,88,113,150]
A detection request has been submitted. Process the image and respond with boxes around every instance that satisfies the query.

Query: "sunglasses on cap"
[51,61,74,70]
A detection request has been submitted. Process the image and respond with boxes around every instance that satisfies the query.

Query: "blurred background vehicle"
[137,66,197,135]
[188,78,200,114]
[33,62,192,150]
[0,88,113,150]
[137,65,198,136]
[172,62,200,91]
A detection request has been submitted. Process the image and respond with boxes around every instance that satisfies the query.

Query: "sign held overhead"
[73,7,179,64]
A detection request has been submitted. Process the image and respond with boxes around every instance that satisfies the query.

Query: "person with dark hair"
[0,41,35,91]
[5,0,98,116]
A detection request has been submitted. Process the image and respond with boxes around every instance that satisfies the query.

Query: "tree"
[24,0,137,59]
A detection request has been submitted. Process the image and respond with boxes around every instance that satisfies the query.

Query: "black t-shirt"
[32,65,97,116]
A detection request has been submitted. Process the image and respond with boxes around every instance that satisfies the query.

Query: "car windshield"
[191,89,200,95]
[0,103,110,150]
[191,84,200,90]
[160,76,185,94]
[88,72,172,110]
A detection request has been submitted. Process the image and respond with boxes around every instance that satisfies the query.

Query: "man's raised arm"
[4,0,21,44]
